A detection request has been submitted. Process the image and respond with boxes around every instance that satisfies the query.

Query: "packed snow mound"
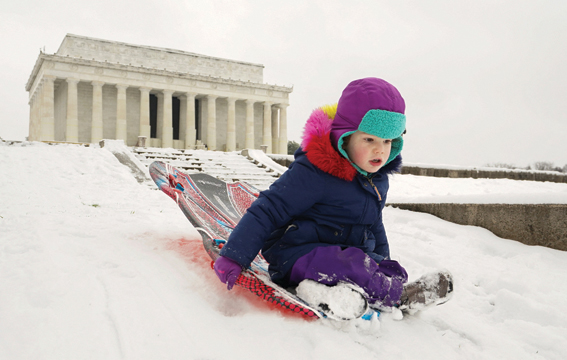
[296,280,368,320]
[1,142,567,360]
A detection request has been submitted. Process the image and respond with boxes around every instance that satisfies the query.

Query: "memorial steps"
[132,147,285,190]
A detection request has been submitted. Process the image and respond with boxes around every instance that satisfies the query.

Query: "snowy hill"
[1,142,567,360]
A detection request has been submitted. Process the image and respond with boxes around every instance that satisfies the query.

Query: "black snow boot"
[398,270,453,313]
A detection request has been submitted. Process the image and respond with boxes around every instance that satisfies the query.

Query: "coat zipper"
[368,176,382,202]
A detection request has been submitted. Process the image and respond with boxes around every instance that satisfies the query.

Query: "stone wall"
[402,165,567,184]
[268,154,294,167]
[389,203,567,252]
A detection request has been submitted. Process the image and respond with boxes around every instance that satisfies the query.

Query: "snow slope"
[1,142,566,360]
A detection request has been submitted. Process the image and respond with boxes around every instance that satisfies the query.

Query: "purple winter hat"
[331,77,406,167]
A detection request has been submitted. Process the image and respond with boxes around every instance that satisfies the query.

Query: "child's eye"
[384,139,392,144]
[364,138,374,142]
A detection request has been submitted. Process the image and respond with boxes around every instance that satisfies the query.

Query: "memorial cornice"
[61,34,265,69]
[26,53,293,95]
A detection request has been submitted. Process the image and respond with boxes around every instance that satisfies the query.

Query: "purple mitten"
[214,256,242,290]
[378,260,409,283]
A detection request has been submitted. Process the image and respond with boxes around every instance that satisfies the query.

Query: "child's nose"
[374,143,385,154]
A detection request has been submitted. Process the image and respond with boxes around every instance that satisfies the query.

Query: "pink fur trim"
[301,108,357,181]
[301,109,333,149]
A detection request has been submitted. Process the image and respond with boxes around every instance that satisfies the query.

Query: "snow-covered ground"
[1,142,566,360]
[388,174,567,204]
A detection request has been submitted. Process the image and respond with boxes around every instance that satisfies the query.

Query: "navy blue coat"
[220,107,402,285]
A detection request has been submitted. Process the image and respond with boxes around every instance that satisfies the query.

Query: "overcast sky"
[2,0,566,167]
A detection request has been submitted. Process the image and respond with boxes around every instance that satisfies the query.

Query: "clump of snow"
[2,142,567,359]
[296,280,368,320]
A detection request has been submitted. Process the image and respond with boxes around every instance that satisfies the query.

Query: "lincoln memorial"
[25,34,292,153]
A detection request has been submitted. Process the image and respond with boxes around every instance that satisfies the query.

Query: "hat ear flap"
[385,136,404,165]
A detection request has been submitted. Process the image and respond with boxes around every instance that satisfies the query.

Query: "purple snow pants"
[289,246,408,308]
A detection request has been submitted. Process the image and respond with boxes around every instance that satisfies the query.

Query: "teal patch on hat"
[359,109,406,140]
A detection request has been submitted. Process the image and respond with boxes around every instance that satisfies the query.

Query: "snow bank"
[388,174,567,204]
[100,139,151,183]
[241,148,288,175]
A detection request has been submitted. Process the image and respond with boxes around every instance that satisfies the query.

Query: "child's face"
[344,131,392,173]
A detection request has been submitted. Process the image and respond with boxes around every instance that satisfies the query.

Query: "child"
[214,77,452,316]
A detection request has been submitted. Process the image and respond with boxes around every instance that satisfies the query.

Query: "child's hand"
[378,260,409,283]
[214,256,243,290]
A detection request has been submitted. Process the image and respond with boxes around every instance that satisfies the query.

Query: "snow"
[1,142,567,360]
[403,161,564,175]
[388,174,567,204]
[243,149,288,175]
[295,280,369,320]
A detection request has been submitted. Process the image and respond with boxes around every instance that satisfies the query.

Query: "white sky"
[1,0,566,168]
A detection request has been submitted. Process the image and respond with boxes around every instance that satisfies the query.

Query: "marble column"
[139,87,151,139]
[271,106,279,155]
[278,104,289,155]
[184,93,197,149]
[161,90,174,148]
[226,97,237,151]
[91,81,104,143]
[28,91,41,141]
[263,102,273,153]
[115,84,128,142]
[207,95,218,150]
[28,96,36,141]
[40,75,55,141]
[245,99,255,149]
[65,78,79,142]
